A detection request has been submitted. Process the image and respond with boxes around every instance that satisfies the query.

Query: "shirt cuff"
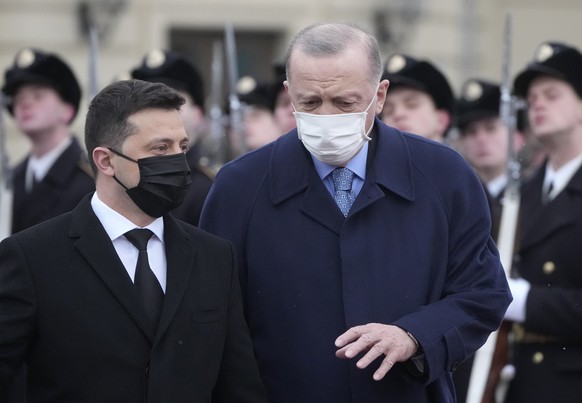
[504,277,531,322]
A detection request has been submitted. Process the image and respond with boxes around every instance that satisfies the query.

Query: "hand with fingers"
[335,323,420,381]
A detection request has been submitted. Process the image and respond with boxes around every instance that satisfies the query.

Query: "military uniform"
[11,138,94,234]
[2,49,95,231]
[504,42,582,403]
[457,79,508,239]
[1,48,95,403]
[453,79,506,403]
[131,49,213,226]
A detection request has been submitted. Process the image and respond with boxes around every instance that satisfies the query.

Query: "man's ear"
[61,103,75,125]
[93,147,115,177]
[436,110,452,134]
[375,79,390,115]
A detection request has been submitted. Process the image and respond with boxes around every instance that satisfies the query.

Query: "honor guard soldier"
[456,78,525,239]
[503,41,582,403]
[453,78,525,403]
[1,47,95,403]
[236,75,281,150]
[131,49,213,226]
[379,53,455,143]
[2,48,95,235]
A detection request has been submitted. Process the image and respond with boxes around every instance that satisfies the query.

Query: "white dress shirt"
[90,193,167,292]
[543,153,582,202]
[486,174,507,199]
[26,137,72,191]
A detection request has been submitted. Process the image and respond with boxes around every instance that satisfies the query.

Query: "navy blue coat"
[200,119,511,403]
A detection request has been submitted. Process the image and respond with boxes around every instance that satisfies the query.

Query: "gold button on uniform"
[532,352,544,364]
[543,261,555,275]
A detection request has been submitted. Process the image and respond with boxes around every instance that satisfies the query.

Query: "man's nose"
[317,103,341,115]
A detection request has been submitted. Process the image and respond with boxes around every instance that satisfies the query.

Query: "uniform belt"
[512,324,559,344]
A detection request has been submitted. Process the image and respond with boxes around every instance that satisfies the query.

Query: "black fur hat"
[2,48,81,121]
[514,42,582,99]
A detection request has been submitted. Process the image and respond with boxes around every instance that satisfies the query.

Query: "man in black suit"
[1,48,95,234]
[0,79,266,402]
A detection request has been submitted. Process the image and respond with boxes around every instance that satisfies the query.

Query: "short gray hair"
[285,22,382,85]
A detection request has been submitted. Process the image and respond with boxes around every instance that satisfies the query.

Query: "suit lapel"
[69,195,156,342]
[154,216,195,341]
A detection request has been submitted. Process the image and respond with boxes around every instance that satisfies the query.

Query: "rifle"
[0,93,13,241]
[224,23,247,159]
[87,18,100,101]
[466,13,523,403]
[78,0,100,101]
[204,39,228,171]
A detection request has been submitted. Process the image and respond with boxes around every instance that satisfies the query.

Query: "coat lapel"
[268,120,416,231]
[270,130,344,233]
[69,195,156,342]
[300,170,345,234]
[154,216,195,342]
[351,122,416,215]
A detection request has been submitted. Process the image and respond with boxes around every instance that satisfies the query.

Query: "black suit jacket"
[0,195,266,402]
[10,137,95,234]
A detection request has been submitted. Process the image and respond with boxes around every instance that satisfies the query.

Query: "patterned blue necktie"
[332,167,356,217]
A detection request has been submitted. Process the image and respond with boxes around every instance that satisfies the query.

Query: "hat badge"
[236,75,257,95]
[387,54,406,73]
[16,49,36,69]
[535,43,554,63]
[145,49,166,69]
[464,81,483,101]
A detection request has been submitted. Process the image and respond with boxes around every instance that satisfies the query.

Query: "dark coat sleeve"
[0,236,36,389]
[212,241,267,402]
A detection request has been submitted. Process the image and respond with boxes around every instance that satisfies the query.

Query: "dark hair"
[84,79,185,173]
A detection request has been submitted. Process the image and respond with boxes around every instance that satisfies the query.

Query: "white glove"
[504,277,531,322]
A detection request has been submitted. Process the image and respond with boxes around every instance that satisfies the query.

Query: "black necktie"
[542,181,554,204]
[124,229,164,330]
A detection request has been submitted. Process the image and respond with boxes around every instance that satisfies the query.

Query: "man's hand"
[335,323,418,381]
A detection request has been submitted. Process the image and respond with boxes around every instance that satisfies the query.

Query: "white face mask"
[293,86,378,166]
